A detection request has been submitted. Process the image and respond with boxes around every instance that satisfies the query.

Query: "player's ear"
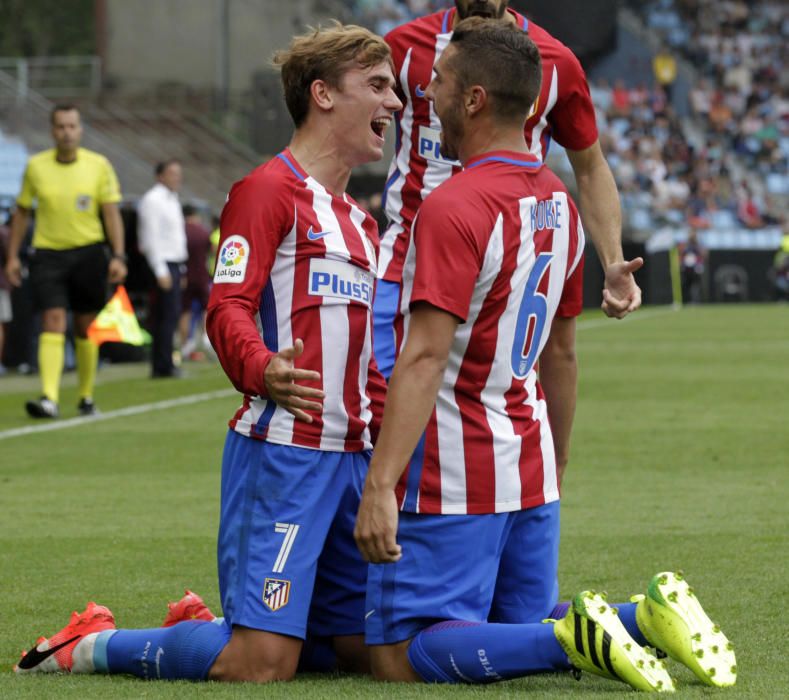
[465,85,487,116]
[310,79,334,113]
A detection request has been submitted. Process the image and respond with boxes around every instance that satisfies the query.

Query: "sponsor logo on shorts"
[262,578,291,611]
[76,194,92,211]
[308,258,373,307]
[214,235,249,284]
[417,126,460,166]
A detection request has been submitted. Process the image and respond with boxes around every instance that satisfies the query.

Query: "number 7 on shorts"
[273,522,300,573]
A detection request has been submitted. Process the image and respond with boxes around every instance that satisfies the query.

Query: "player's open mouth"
[371,117,391,138]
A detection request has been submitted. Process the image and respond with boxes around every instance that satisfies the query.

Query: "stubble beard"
[458,1,507,20]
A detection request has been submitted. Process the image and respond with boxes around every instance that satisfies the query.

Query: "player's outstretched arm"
[264,338,324,423]
[567,141,642,318]
[355,303,458,564]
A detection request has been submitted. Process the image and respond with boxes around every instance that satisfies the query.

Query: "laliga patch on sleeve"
[214,235,250,284]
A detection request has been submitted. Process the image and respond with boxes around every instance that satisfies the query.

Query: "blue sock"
[95,620,231,680]
[407,620,570,684]
[548,601,570,619]
[613,602,649,646]
[550,600,649,647]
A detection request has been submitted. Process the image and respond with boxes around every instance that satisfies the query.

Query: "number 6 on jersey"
[511,252,553,379]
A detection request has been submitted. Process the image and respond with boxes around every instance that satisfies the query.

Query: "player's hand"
[108,258,127,284]
[602,257,643,319]
[4,256,22,287]
[354,479,402,564]
[157,274,173,291]
[264,338,324,423]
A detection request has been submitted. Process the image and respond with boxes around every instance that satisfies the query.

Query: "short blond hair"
[273,22,392,127]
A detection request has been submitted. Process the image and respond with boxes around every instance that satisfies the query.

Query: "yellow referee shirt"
[17,148,122,250]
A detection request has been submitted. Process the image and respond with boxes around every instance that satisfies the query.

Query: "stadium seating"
[621,0,786,234]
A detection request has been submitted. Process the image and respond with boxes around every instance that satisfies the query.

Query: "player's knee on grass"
[370,640,422,682]
[208,627,301,682]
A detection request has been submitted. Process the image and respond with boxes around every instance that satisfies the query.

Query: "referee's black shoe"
[25,396,59,419]
[78,398,99,416]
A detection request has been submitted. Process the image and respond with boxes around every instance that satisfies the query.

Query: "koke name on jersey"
[531,196,564,232]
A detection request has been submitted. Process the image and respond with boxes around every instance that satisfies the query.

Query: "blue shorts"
[365,501,560,644]
[372,279,401,380]
[217,430,369,639]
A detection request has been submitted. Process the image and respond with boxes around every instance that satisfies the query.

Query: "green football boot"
[634,571,736,687]
[553,591,676,692]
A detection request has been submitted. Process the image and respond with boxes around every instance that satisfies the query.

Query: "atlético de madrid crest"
[262,578,291,611]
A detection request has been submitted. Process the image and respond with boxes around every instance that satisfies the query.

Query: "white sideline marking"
[0,388,237,442]
[0,307,677,443]
[576,305,678,331]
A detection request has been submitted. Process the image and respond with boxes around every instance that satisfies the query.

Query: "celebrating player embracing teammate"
[372,0,644,397]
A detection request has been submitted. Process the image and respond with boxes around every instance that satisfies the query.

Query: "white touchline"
[576,305,678,331]
[0,388,237,442]
[0,308,677,443]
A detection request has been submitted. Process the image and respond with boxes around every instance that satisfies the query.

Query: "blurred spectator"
[611,79,632,116]
[0,217,11,374]
[137,159,188,378]
[677,228,707,303]
[735,183,765,229]
[208,213,221,276]
[652,45,678,102]
[769,231,789,300]
[179,204,213,361]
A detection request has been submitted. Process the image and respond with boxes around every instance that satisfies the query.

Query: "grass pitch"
[0,304,787,699]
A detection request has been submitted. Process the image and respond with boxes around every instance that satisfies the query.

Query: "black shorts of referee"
[29,242,111,313]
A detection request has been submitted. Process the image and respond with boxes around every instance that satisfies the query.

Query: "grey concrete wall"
[104,0,334,94]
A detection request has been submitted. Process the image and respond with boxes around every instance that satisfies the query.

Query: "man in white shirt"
[137,159,188,378]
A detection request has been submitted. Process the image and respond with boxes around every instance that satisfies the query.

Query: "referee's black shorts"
[29,243,111,314]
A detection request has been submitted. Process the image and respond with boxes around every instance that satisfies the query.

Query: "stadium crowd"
[626,0,787,230]
[350,0,787,242]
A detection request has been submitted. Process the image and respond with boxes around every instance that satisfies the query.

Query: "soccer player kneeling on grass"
[354,18,736,692]
[14,22,399,683]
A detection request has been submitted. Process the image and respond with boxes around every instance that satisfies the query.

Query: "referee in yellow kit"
[4,104,127,418]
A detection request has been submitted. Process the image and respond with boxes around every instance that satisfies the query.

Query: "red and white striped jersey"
[395,151,585,514]
[206,149,386,452]
[380,6,597,283]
